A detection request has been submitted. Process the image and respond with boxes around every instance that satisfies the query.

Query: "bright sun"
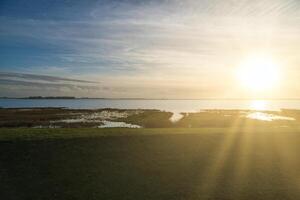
[236,55,280,92]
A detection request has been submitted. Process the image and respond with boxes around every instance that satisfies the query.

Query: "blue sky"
[1,0,300,98]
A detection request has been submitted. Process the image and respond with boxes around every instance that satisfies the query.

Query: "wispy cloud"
[0,72,98,84]
[0,72,101,97]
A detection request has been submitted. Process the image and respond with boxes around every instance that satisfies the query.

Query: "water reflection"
[98,121,141,128]
[246,112,295,121]
[169,112,184,123]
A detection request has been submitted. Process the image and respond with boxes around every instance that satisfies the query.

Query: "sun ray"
[188,114,245,198]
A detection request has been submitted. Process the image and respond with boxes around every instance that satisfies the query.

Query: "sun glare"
[250,100,267,110]
[237,55,280,92]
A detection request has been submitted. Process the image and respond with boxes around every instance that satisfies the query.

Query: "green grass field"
[1,128,300,200]
[0,127,287,140]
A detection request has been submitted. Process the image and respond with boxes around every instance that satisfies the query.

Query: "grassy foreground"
[1,127,300,200]
[0,128,228,140]
[0,127,300,140]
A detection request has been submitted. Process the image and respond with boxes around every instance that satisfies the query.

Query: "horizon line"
[1,97,300,101]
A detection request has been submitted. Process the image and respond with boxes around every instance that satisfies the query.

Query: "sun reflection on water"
[248,100,295,121]
[246,112,295,121]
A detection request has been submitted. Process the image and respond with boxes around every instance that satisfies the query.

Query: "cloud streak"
[0,72,102,97]
[0,72,98,83]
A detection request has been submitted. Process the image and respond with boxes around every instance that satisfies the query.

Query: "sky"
[0,0,300,98]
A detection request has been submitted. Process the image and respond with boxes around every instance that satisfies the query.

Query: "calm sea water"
[1,99,300,113]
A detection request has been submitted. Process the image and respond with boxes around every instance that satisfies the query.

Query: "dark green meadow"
[1,127,300,200]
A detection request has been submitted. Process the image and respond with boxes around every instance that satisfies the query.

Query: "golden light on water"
[236,55,281,92]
